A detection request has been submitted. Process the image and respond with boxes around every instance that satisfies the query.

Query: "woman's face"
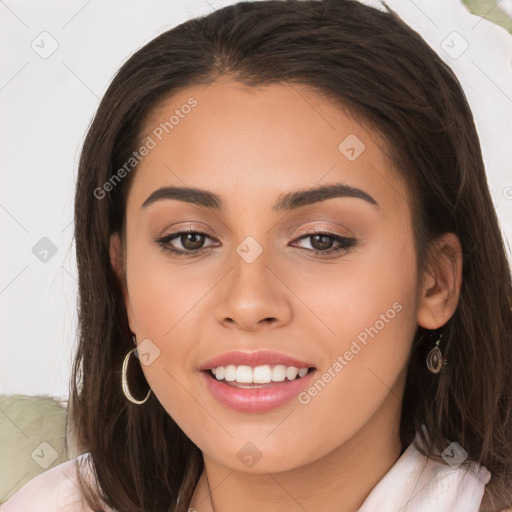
[114,78,426,472]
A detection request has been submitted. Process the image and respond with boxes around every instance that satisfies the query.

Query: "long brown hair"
[70,1,512,510]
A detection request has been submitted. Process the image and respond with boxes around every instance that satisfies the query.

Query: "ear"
[109,233,137,333]
[416,232,463,329]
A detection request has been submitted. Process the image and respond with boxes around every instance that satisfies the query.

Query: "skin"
[110,77,463,512]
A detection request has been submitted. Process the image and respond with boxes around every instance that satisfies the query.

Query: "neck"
[189,387,404,512]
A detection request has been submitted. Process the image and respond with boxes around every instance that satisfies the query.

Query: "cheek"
[290,224,419,354]
[125,236,210,336]
[123,240,203,386]
[288,229,419,417]
[124,254,209,432]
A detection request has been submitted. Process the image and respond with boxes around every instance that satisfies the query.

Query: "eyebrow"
[141,183,378,212]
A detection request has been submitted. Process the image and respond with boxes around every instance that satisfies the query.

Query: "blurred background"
[0,0,511,445]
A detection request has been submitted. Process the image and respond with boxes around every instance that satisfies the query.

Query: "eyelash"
[155,228,357,258]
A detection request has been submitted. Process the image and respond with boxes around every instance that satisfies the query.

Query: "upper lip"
[199,350,315,371]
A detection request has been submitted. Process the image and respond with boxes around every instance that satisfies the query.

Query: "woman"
[2,0,511,510]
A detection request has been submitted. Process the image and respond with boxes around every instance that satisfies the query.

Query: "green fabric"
[0,394,71,504]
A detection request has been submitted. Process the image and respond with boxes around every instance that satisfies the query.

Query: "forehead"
[129,78,409,214]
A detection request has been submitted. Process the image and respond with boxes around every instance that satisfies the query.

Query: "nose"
[214,248,293,332]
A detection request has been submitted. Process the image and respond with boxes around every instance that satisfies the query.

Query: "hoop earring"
[426,332,446,374]
[121,344,152,405]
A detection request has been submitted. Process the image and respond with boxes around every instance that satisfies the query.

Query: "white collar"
[358,440,491,511]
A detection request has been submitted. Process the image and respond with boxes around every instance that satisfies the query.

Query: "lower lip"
[200,370,316,413]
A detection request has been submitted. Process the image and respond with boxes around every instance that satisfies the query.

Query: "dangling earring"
[121,335,152,404]
[426,331,446,374]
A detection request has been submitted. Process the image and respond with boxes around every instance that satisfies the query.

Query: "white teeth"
[225,364,236,381]
[211,364,311,384]
[235,365,253,383]
[286,366,299,380]
[253,365,272,384]
[271,365,287,382]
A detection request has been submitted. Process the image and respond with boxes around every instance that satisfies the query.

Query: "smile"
[210,364,312,385]
[200,366,317,413]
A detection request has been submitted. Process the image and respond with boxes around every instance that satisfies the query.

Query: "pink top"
[0,442,491,511]
[0,453,114,512]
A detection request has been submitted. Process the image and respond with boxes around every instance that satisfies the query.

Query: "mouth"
[203,365,316,389]
[199,363,317,413]
[198,350,317,412]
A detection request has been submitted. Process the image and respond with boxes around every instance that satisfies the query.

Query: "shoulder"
[360,439,493,512]
[0,453,113,512]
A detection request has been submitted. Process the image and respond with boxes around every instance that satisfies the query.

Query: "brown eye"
[179,232,207,251]
[292,232,357,255]
[309,234,335,251]
[155,230,217,256]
